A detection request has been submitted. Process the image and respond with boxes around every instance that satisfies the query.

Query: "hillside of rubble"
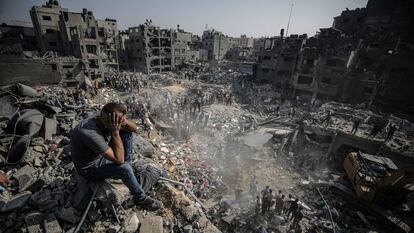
[0,61,413,233]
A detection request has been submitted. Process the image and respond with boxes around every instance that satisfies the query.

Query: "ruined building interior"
[0,0,414,233]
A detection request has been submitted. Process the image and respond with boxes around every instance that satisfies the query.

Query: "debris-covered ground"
[0,62,413,233]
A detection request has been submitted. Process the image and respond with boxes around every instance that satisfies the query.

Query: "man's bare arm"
[121,118,139,133]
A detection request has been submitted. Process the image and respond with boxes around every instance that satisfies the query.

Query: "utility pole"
[286,3,294,37]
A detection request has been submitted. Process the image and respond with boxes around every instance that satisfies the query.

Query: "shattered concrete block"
[96,180,130,207]
[135,135,155,158]
[108,224,121,233]
[197,216,222,233]
[13,165,36,192]
[183,224,193,233]
[1,191,31,212]
[180,205,199,221]
[123,212,139,233]
[27,176,47,193]
[33,157,43,167]
[44,214,62,233]
[25,211,44,233]
[140,216,163,233]
[57,206,79,224]
[40,117,58,140]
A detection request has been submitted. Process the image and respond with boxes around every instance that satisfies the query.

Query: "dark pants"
[86,131,146,201]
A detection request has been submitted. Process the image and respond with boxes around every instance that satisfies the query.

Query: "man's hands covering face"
[108,112,124,133]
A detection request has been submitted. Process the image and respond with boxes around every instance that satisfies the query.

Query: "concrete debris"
[1,2,414,231]
[140,216,163,233]
[123,212,139,233]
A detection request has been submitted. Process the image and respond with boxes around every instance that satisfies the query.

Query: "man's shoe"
[135,196,163,211]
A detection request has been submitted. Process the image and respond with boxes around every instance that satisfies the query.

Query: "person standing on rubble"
[249,175,258,196]
[290,207,303,230]
[287,198,299,219]
[261,186,272,215]
[321,110,332,127]
[351,118,361,134]
[275,191,284,214]
[385,124,397,142]
[70,102,163,211]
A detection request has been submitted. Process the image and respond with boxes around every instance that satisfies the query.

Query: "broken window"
[86,45,97,54]
[42,15,52,21]
[89,59,99,68]
[321,77,332,84]
[98,28,104,37]
[297,75,313,85]
[303,58,314,65]
[63,12,68,21]
[326,59,345,67]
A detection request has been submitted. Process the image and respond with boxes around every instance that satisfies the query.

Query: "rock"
[13,165,35,192]
[135,135,155,158]
[96,180,130,207]
[140,216,163,233]
[25,211,44,233]
[57,206,79,224]
[108,224,121,233]
[197,216,222,233]
[123,212,139,233]
[183,224,193,233]
[181,205,199,221]
[44,214,62,233]
[1,191,31,212]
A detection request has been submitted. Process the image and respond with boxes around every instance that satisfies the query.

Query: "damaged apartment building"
[254,0,414,113]
[253,31,306,89]
[127,21,200,74]
[30,0,119,79]
[201,29,240,60]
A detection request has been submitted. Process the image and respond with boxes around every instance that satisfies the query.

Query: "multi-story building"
[239,34,254,48]
[127,21,173,73]
[254,34,305,87]
[201,29,239,60]
[0,22,38,51]
[292,28,357,103]
[30,0,119,78]
[30,0,67,53]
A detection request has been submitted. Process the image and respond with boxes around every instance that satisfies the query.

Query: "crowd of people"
[104,72,142,93]
[249,177,304,232]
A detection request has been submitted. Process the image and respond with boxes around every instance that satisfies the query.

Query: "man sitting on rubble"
[70,102,163,211]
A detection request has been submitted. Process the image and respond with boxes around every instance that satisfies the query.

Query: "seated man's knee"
[119,162,134,174]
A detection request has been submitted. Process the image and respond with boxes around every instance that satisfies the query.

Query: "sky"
[0,0,368,38]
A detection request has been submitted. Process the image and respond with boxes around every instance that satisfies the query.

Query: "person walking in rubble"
[255,195,261,215]
[261,186,272,215]
[275,191,284,214]
[321,110,332,127]
[70,102,163,211]
[351,118,361,134]
[287,198,299,219]
[249,175,258,196]
[385,124,397,142]
[290,207,303,230]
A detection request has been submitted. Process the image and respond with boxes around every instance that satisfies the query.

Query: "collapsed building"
[1,0,414,232]
[30,0,119,79]
[127,21,201,74]
[253,0,414,114]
